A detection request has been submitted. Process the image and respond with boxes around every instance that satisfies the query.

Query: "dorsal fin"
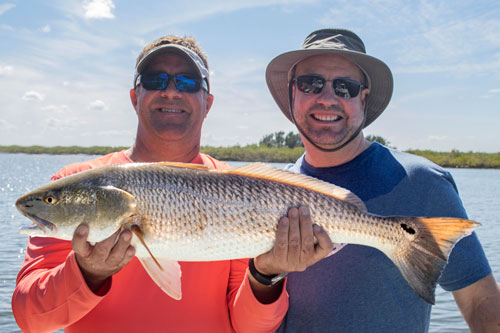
[220,163,366,211]
[157,161,211,171]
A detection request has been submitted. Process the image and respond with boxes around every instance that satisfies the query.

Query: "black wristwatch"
[248,258,287,286]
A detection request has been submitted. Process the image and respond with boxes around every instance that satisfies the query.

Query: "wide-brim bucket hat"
[266,28,393,128]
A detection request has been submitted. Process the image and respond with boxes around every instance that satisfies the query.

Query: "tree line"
[259,131,304,148]
[1,133,499,168]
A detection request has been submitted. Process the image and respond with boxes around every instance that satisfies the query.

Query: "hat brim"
[265,48,393,127]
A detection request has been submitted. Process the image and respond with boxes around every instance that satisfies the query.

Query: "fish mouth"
[23,213,57,234]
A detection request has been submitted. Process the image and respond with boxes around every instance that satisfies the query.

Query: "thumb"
[72,223,92,257]
[312,224,333,262]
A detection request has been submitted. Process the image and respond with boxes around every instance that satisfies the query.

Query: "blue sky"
[1,0,499,152]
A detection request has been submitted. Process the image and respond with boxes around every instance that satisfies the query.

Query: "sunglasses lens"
[174,75,200,92]
[333,78,361,99]
[296,76,325,94]
[140,73,169,90]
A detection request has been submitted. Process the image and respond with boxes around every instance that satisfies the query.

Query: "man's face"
[131,53,213,143]
[292,54,369,149]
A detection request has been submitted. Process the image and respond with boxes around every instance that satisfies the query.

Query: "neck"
[126,135,201,163]
[304,134,371,168]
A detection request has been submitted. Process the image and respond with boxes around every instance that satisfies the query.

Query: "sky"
[0,0,499,152]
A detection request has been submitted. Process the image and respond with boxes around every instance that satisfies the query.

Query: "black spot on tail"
[401,223,416,235]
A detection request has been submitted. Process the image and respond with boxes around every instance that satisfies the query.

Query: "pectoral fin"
[138,257,182,301]
[130,225,182,300]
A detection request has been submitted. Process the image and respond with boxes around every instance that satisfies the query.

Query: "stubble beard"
[295,106,352,147]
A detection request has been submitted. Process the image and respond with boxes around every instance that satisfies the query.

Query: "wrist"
[248,258,287,286]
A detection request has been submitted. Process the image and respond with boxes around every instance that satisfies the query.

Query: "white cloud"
[45,117,80,130]
[488,89,500,94]
[318,1,500,76]
[22,91,45,101]
[0,3,15,15]
[88,99,108,111]
[41,104,70,114]
[83,0,115,19]
[428,135,448,141]
[0,119,15,130]
[41,25,51,33]
[81,129,134,137]
[0,65,13,76]
[1,24,13,31]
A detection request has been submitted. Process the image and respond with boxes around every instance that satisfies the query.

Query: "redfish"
[15,162,479,304]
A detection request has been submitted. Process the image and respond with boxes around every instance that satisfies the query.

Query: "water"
[0,154,499,332]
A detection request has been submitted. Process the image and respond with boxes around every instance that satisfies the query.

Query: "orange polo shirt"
[12,151,288,333]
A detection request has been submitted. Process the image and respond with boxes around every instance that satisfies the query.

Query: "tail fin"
[390,216,480,304]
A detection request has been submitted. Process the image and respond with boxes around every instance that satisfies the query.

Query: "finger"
[72,224,92,257]
[254,216,290,276]
[107,229,134,266]
[298,206,315,263]
[312,224,334,262]
[115,245,135,269]
[273,216,290,259]
[287,207,301,267]
[91,229,121,260]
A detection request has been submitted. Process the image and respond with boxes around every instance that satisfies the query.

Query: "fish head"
[16,180,137,242]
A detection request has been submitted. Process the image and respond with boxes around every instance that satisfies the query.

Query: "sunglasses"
[294,75,365,99]
[136,73,208,93]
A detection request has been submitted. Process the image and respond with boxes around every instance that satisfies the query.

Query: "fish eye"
[44,195,58,205]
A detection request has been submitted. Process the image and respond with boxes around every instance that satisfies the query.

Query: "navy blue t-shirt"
[278,143,491,332]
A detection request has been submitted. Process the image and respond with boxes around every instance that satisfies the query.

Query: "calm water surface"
[1,153,499,332]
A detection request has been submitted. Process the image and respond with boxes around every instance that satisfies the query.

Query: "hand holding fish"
[247,206,333,304]
[72,224,136,294]
[254,206,333,276]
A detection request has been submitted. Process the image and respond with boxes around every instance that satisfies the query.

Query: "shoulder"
[378,145,454,185]
[51,150,131,180]
[377,145,466,217]
[200,153,231,170]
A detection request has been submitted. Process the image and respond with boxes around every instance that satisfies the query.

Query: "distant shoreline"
[1,145,499,169]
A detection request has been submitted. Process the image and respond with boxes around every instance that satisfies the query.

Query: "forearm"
[465,292,500,332]
[247,270,285,304]
[226,259,288,332]
[230,270,288,332]
[12,245,103,332]
[454,274,500,333]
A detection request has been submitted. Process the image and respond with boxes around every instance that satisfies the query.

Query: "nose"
[316,83,340,107]
[159,80,181,98]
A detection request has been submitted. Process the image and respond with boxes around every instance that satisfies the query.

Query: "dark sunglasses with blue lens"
[136,73,208,93]
[294,75,365,99]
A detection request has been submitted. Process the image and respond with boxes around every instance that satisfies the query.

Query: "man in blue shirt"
[265,28,500,332]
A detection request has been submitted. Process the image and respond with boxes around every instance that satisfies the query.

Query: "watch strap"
[248,258,287,286]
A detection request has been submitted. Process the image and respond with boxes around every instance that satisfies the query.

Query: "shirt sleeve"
[227,258,289,332]
[422,169,492,291]
[11,236,107,332]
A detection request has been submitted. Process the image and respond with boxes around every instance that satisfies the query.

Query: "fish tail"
[390,216,480,304]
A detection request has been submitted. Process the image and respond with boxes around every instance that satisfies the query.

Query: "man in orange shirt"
[12,35,334,332]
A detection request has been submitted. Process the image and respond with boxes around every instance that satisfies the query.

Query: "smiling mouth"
[311,114,341,122]
[157,108,185,113]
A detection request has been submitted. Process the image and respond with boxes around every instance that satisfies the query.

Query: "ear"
[130,89,138,113]
[361,88,370,110]
[204,93,214,118]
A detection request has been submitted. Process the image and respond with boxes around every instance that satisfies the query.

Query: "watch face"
[270,273,288,285]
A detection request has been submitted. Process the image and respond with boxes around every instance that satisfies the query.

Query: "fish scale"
[16,161,480,303]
